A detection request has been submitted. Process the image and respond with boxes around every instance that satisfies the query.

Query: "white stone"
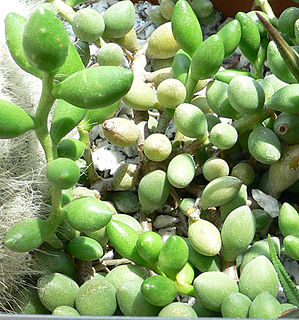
[101,250,114,261]
[157,227,176,241]
[92,143,125,174]
[251,189,280,218]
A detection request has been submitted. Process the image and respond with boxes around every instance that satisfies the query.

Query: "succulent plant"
[0,0,298,316]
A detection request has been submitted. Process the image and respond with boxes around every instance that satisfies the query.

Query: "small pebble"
[153,215,179,229]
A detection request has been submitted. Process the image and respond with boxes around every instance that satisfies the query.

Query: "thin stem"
[169,138,210,160]
[78,121,98,184]
[253,61,263,79]
[34,73,64,239]
[35,73,57,163]
[184,76,198,103]
[47,187,63,230]
[253,36,268,79]
[150,264,165,276]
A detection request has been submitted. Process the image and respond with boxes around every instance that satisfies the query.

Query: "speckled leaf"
[171,0,202,56]
[5,12,43,78]
[51,67,133,109]
[23,7,70,73]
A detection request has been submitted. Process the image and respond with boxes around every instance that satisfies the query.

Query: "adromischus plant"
[0,0,299,316]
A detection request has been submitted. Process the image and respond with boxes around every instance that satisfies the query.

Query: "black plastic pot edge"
[0,316,210,320]
[0,316,299,320]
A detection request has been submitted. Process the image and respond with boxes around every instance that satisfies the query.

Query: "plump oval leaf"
[171,0,202,56]
[23,7,70,73]
[103,1,135,39]
[46,158,80,190]
[52,67,133,109]
[5,13,43,78]
[0,99,35,138]
[141,276,177,307]
[236,12,260,64]
[158,235,189,280]
[63,197,113,233]
[217,19,241,58]
[67,236,103,261]
[4,218,52,252]
[190,34,224,80]
[37,273,79,312]
[138,170,170,214]
[75,276,117,315]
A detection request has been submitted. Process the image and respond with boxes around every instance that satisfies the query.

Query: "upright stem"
[253,61,263,79]
[35,73,57,163]
[156,110,172,134]
[234,108,274,134]
[47,187,63,231]
[78,122,99,184]
[34,73,62,231]
[184,76,198,103]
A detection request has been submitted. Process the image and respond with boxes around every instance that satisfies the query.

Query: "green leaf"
[278,203,299,237]
[138,170,170,215]
[171,0,202,56]
[256,12,299,82]
[23,7,70,73]
[4,218,52,252]
[57,138,86,160]
[141,276,177,307]
[266,84,299,114]
[236,12,261,64]
[158,235,189,280]
[52,66,133,109]
[278,7,299,40]
[0,99,35,138]
[171,49,192,84]
[217,19,241,59]
[198,176,242,209]
[46,158,80,190]
[215,69,257,83]
[106,220,150,267]
[50,99,86,145]
[136,231,164,265]
[72,8,105,43]
[267,41,299,84]
[4,12,43,78]
[190,34,224,81]
[66,236,103,261]
[103,1,135,39]
[63,197,113,233]
[55,42,84,82]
